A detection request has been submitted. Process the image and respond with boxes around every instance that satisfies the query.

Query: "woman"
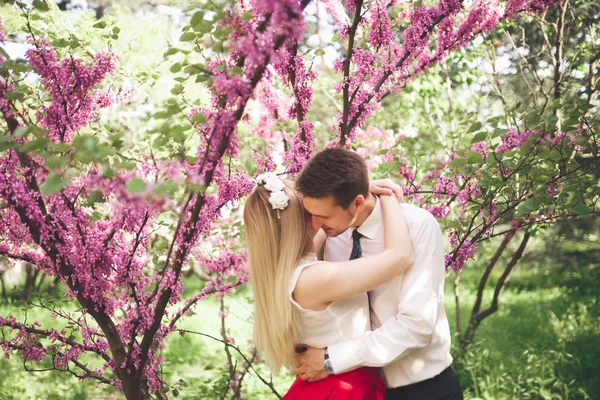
[243,174,413,399]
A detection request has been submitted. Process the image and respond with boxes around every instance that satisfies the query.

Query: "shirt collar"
[356,196,382,240]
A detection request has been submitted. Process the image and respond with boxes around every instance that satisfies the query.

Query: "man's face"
[302,195,359,237]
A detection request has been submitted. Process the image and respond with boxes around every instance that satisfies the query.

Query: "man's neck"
[353,194,377,228]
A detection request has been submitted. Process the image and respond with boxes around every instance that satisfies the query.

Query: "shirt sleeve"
[327,214,446,373]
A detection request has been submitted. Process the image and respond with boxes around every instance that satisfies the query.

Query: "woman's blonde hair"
[243,179,313,373]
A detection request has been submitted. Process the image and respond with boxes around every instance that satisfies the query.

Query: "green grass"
[448,233,600,400]
[1,232,598,399]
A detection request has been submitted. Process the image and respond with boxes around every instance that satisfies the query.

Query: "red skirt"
[283,367,386,400]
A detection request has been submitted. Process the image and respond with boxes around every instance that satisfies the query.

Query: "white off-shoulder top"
[288,255,371,349]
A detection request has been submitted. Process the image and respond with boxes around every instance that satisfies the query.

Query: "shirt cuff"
[327,337,362,374]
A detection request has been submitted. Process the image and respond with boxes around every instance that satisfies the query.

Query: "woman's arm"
[294,195,414,310]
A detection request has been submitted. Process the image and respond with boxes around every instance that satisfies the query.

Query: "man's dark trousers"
[386,367,463,400]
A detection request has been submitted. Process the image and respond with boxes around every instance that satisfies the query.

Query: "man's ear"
[353,195,366,213]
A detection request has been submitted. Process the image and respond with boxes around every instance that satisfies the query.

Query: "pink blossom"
[25,36,115,143]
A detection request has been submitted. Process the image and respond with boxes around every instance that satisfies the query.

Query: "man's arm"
[294,214,445,380]
[329,215,444,372]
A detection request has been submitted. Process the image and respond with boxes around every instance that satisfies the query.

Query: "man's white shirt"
[325,199,453,388]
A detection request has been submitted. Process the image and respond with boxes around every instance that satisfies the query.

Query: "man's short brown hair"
[296,148,369,209]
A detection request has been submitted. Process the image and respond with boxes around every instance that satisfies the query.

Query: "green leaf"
[0,142,18,152]
[574,204,590,215]
[14,126,31,138]
[52,38,69,48]
[467,151,483,163]
[127,178,147,194]
[534,184,548,194]
[502,158,517,169]
[315,49,325,56]
[522,198,541,213]
[20,138,51,152]
[551,99,561,110]
[471,131,487,143]
[170,84,183,95]
[379,161,400,172]
[33,0,49,12]
[45,156,68,168]
[184,64,203,75]
[164,48,179,57]
[93,21,107,29]
[493,128,506,137]
[40,172,68,195]
[242,10,254,21]
[0,47,9,61]
[51,142,71,152]
[153,181,179,197]
[4,92,25,101]
[193,19,214,34]
[448,157,467,168]
[102,166,114,178]
[213,10,226,21]
[190,11,204,27]
[212,41,223,53]
[170,63,182,73]
[525,114,540,126]
[332,33,340,42]
[191,113,206,124]
[179,32,196,42]
[467,121,482,133]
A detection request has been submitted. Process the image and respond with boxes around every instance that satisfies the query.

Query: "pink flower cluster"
[355,124,595,273]
[446,231,478,272]
[330,0,560,140]
[0,20,5,63]
[25,36,115,142]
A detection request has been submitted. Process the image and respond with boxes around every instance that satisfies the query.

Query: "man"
[294,148,463,400]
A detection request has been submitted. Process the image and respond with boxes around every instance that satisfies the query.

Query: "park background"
[0,0,598,399]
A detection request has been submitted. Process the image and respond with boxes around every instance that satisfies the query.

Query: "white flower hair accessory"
[256,172,290,218]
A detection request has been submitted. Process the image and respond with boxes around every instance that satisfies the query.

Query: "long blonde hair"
[243,179,313,373]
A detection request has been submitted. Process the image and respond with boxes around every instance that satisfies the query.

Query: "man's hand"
[370,178,405,202]
[293,345,330,382]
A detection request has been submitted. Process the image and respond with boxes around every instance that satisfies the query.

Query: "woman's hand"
[369,178,404,203]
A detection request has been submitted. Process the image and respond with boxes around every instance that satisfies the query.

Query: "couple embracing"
[244,148,463,400]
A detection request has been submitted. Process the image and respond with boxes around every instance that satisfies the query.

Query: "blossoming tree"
[1,0,597,398]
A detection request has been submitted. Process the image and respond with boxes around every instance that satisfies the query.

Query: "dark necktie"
[349,229,363,260]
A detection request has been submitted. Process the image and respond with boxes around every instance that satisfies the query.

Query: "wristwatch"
[324,347,334,374]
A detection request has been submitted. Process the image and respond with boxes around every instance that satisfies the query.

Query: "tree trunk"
[469,235,513,322]
[460,232,531,349]
[95,5,106,19]
[453,270,462,337]
[46,276,60,295]
[552,0,568,102]
[0,273,6,299]
[35,272,47,293]
[22,263,34,300]
[121,378,146,400]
